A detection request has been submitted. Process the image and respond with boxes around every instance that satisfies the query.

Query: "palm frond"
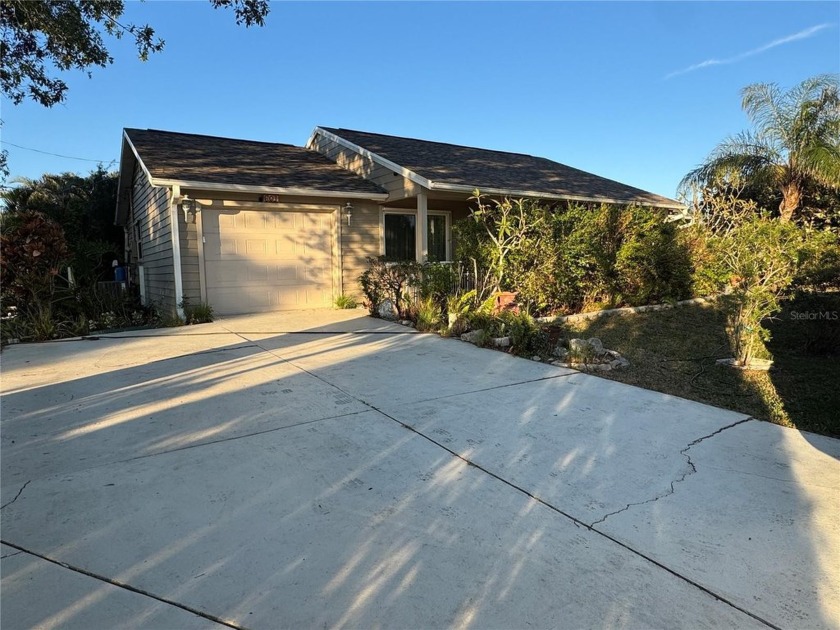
[798,141,840,189]
[679,131,778,193]
[741,82,788,146]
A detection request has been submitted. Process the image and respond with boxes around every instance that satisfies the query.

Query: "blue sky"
[2,1,838,199]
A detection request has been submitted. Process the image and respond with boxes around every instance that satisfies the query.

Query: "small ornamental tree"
[0,210,69,308]
[359,257,421,318]
[717,218,805,365]
[469,191,543,295]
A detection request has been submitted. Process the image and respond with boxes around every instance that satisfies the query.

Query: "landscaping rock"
[491,336,511,348]
[588,338,605,356]
[460,329,485,344]
[587,363,612,372]
[399,320,414,327]
[378,299,397,319]
[531,356,542,362]
[552,345,568,360]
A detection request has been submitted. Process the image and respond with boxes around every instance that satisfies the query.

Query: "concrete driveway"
[1,310,838,629]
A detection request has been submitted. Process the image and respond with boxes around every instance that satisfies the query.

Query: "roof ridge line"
[322,127,555,162]
[127,128,298,149]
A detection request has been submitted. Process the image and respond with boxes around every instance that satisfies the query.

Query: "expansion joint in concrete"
[0,541,246,630]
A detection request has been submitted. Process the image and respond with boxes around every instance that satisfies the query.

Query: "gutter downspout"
[169,184,185,319]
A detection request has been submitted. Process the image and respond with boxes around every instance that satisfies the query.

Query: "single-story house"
[115,127,682,316]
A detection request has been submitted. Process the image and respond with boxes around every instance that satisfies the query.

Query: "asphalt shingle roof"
[321,127,680,207]
[125,128,385,195]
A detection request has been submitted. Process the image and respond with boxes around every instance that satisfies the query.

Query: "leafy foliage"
[0,0,268,107]
[696,215,811,365]
[334,294,358,309]
[359,257,421,318]
[1,167,123,284]
[414,296,442,332]
[457,201,694,316]
[467,192,543,294]
[179,296,214,325]
[0,206,155,342]
[0,210,69,308]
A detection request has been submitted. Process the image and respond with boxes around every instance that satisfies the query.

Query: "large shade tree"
[1,0,269,107]
[681,74,840,223]
[0,0,270,177]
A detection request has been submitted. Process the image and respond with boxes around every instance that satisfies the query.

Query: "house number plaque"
[260,194,282,203]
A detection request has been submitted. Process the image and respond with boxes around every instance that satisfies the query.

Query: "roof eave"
[311,127,433,189]
[428,181,684,210]
[151,178,389,200]
[115,130,156,225]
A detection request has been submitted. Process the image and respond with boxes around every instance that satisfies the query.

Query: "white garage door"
[203,208,334,315]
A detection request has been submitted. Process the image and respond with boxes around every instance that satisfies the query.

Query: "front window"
[383,212,448,262]
[427,215,446,262]
[384,214,416,261]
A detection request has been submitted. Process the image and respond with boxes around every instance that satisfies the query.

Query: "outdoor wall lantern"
[344,202,353,226]
[181,195,200,224]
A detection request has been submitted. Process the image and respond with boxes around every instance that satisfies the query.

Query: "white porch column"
[416,191,428,262]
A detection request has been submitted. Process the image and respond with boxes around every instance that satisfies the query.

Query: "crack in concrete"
[210,330,781,629]
[1,551,23,559]
[1,480,31,510]
[369,406,779,629]
[590,417,754,528]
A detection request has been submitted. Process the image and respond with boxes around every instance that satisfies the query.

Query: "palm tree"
[681,74,840,222]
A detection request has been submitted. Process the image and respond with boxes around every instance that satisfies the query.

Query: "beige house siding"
[340,201,380,299]
[130,165,177,314]
[179,217,201,305]
[309,133,419,202]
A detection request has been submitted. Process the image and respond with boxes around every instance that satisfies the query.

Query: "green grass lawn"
[560,297,840,438]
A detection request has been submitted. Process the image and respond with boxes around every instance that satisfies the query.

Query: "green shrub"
[359,257,421,318]
[496,310,550,357]
[78,284,155,332]
[467,193,544,294]
[795,229,840,290]
[702,216,808,365]
[417,262,458,322]
[614,212,694,305]
[456,201,694,317]
[334,294,358,309]
[180,297,214,325]
[415,296,441,332]
[158,310,185,328]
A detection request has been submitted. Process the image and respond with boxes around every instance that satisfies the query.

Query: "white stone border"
[537,296,717,325]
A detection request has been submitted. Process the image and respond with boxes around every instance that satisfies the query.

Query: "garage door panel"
[204,208,334,315]
[208,285,332,312]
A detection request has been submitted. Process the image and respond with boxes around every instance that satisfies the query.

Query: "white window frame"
[380,208,452,262]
